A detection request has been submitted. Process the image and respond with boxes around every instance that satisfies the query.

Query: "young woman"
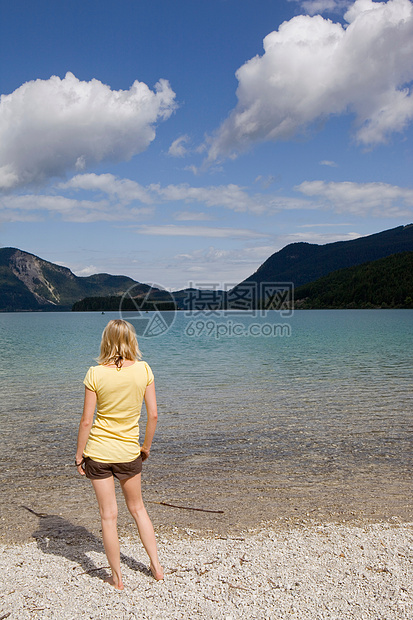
[75,319,163,589]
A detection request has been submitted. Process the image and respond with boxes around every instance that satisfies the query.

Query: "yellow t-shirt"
[83,361,154,463]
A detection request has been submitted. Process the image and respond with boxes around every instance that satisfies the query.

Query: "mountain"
[294,252,413,309]
[0,247,151,311]
[2,224,413,312]
[236,224,413,292]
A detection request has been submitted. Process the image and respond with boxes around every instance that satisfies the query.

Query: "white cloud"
[0,173,314,224]
[276,230,362,245]
[75,265,99,276]
[59,173,314,216]
[174,211,212,221]
[4,172,411,225]
[184,165,200,175]
[291,0,352,15]
[151,182,262,213]
[254,174,277,188]
[149,182,311,214]
[207,0,413,160]
[168,135,190,157]
[296,180,413,216]
[320,160,338,167]
[60,173,152,204]
[0,193,154,223]
[0,72,176,191]
[176,245,276,265]
[172,245,278,287]
[136,224,269,238]
[299,221,352,227]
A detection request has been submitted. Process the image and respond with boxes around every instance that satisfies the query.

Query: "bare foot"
[104,576,124,590]
[150,562,164,581]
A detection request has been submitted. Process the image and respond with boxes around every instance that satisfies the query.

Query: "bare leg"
[91,476,124,590]
[120,474,164,580]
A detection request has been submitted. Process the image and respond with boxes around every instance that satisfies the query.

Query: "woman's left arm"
[75,387,97,475]
[140,381,158,461]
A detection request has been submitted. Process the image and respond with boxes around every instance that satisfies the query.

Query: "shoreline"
[2,452,412,546]
[1,519,412,619]
[2,467,412,545]
[3,485,412,547]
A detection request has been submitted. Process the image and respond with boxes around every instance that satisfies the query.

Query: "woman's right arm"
[75,387,97,475]
[140,381,158,461]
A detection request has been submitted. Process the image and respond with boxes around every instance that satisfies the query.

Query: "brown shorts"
[84,455,142,480]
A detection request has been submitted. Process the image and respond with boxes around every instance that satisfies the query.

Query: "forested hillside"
[295,252,413,309]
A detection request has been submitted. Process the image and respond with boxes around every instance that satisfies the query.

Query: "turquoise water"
[1,309,412,539]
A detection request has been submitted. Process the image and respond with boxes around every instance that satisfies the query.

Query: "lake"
[0,309,412,542]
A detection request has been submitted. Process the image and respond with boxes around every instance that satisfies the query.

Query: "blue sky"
[1,0,413,290]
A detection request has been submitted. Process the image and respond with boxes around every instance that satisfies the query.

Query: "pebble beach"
[1,520,412,620]
[1,311,412,618]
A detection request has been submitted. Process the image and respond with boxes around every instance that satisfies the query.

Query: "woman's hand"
[75,457,86,476]
[140,446,150,461]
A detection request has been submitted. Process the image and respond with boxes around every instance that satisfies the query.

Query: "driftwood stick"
[78,566,110,575]
[226,582,250,591]
[148,501,224,514]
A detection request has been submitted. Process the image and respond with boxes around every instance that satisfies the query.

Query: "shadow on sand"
[22,506,149,585]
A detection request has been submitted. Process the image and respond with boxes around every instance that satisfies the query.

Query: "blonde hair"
[97,319,142,367]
